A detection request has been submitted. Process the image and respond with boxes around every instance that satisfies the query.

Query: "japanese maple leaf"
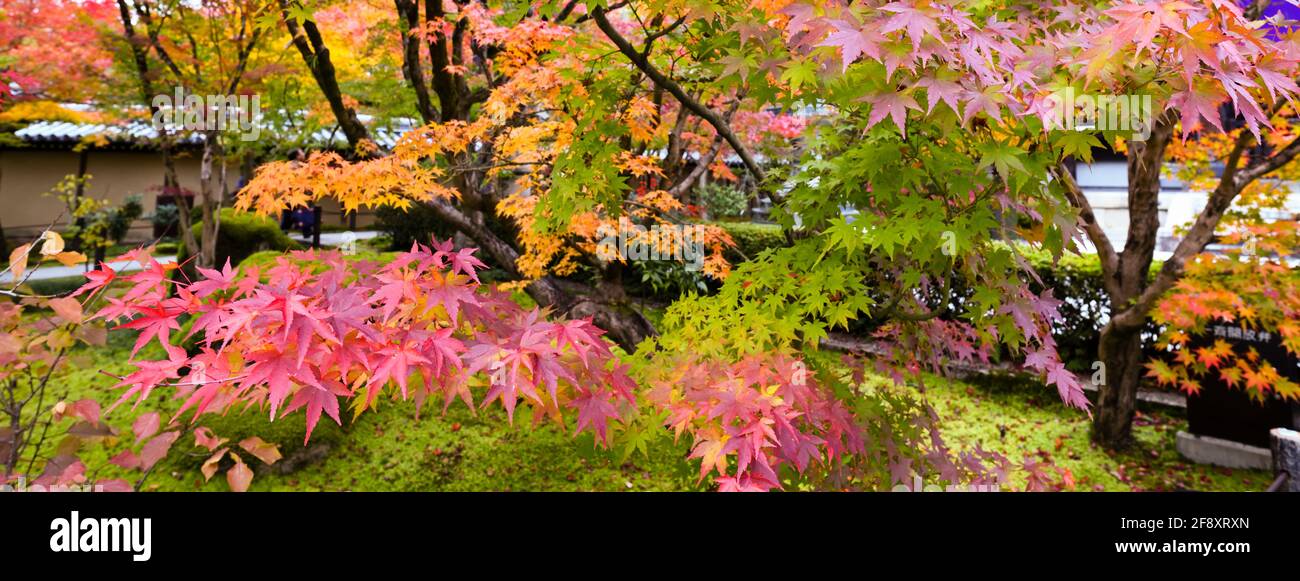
[366,340,431,401]
[716,474,777,492]
[779,3,816,34]
[1173,18,1227,87]
[116,303,183,356]
[189,258,237,298]
[568,388,618,444]
[283,380,349,443]
[689,435,730,481]
[1170,82,1228,138]
[423,275,477,323]
[1105,0,1192,56]
[420,326,465,380]
[605,363,638,402]
[1045,362,1090,411]
[120,260,175,303]
[446,247,487,282]
[212,299,262,347]
[323,287,379,342]
[550,318,610,367]
[880,1,943,51]
[1000,299,1041,343]
[258,287,316,342]
[862,91,921,136]
[282,299,339,365]
[774,420,823,473]
[961,86,1004,126]
[914,75,963,114]
[70,263,116,297]
[816,19,884,72]
[707,380,763,424]
[466,342,540,421]
[532,354,576,404]
[244,347,322,419]
[369,266,420,321]
[1256,56,1300,103]
[184,299,229,344]
[112,344,188,411]
[1023,347,1055,372]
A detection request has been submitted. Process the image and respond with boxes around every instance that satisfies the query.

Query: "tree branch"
[1111,128,1275,331]
[395,0,438,123]
[591,7,766,184]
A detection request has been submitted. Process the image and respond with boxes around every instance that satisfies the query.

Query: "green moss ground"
[922,372,1268,491]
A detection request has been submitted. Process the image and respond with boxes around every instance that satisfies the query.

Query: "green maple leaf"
[977,142,1028,181]
[781,59,818,92]
[1051,131,1103,163]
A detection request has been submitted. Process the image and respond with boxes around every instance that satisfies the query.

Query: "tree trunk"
[1092,323,1144,447]
[195,131,224,269]
[1089,113,1172,449]
[164,139,200,260]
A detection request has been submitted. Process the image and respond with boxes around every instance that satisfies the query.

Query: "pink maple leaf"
[817,19,884,72]
[863,91,921,136]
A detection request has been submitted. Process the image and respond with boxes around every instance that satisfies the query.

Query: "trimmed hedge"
[241,249,398,273]
[1018,247,1163,371]
[178,208,302,269]
[374,203,455,251]
[712,221,787,262]
[839,244,1163,372]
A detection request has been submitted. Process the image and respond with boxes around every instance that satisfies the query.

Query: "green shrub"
[697,182,748,219]
[375,203,455,250]
[1016,246,1163,372]
[241,248,398,273]
[629,260,708,297]
[22,275,87,297]
[178,208,301,269]
[843,244,1163,372]
[151,203,180,236]
[712,221,787,262]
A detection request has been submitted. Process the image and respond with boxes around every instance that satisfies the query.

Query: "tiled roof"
[10,114,415,150]
[15,121,204,145]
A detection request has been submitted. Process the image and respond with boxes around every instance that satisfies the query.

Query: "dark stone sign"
[1185,322,1300,448]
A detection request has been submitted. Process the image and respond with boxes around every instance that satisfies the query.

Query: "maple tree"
[247,0,811,349]
[109,0,277,269]
[645,0,1300,450]
[231,0,1300,472]
[0,0,118,104]
[10,0,1300,490]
